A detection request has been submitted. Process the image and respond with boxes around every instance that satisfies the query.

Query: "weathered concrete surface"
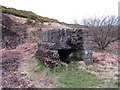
[38,28,94,65]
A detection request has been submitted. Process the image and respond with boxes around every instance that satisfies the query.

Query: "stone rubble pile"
[35,49,67,69]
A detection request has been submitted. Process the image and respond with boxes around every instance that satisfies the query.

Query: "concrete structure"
[38,28,94,65]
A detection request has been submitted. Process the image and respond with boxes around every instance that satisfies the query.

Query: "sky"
[1,0,120,24]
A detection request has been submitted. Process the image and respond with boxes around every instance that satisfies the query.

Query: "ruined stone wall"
[38,28,94,64]
[73,29,94,64]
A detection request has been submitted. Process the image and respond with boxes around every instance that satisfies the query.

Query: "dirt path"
[2,47,36,88]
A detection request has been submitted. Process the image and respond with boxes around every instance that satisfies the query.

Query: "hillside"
[2,6,69,49]
[1,6,118,88]
[2,6,67,25]
[1,6,70,88]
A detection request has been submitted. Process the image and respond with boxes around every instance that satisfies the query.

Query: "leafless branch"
[83,15,119,50]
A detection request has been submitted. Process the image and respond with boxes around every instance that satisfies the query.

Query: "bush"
[37,27,42,31]
[31,27,42,39]
[26,18,33,25]
[83,16,119,50]
[35,19,40,25]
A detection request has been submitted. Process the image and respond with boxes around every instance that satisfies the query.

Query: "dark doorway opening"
[58,49,76,64]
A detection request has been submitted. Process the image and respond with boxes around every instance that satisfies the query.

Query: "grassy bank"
[21,56,118,88]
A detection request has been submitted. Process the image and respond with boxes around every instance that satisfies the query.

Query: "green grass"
[69,56,83,61]
[47,62,118,88]
[59,71,103,88]
[31,56,47,74]
[106,78,118,88]
[50,63,104,88]
[35,62,47,74]
[28,56,118,88]
[33,56,40,60]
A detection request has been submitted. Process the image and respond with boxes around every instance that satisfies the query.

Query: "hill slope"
[2,6,69,49]
[2,6,67,25]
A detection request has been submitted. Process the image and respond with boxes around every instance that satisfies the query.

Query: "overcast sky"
[1,0,119,24]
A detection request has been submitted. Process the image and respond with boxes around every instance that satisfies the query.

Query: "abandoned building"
[37,28,94,68]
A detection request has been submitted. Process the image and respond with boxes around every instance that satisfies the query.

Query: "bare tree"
[83,15,119,50]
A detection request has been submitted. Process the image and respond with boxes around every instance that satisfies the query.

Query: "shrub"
[26,18,33,25]
[35,19,40,25]
[31,27,42,39]
[83,15,119,50]
[37,27,42,31]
